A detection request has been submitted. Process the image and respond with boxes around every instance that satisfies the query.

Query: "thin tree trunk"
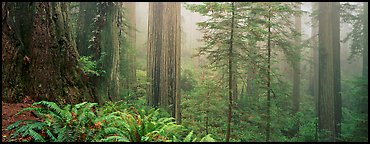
[266,6,272,142]
[226,2,235,142]
[361,2,368,116]
[362,2,368,79]
[292,3,301,136]
[332,2,341,141]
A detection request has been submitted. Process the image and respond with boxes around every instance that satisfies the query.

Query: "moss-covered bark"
[97,3,120,102]
[2,2,90,104]
[76,2,126,104]
[76,2,97,56]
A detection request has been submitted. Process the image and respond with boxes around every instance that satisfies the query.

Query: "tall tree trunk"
[266,6,272,142]
[332,2,341,140]
[363,2,368,79]
[147,2,181,123]
[318,2,341,141]
[310,2,319,141]
[361,2,368,116]
[76,2,96,57]
[76,2,122,104]
[292,3,302,136]
[226,2,235,142]
[2,2,90,103]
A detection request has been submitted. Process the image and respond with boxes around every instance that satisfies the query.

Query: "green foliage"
[135,69,148,99]
[340,76,368,142]
[7,101,100,142]
[340,108,368,142]
[79,56,105,76]
[341,2,367,62]
[6,101,216,142]
[181,69,228,141]
[180,68,197,92]
[184,2,305,142]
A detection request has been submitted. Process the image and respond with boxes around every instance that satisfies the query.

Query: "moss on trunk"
[2,2,90,104]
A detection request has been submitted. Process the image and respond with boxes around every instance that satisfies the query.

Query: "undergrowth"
[6,101,215,142]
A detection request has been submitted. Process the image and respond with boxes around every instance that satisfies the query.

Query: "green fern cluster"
[7,101,102,142]
[6,101,216,142]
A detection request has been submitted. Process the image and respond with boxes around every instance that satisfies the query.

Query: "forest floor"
[2,97,40,142]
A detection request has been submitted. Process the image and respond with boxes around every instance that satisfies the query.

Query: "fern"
[33,101,63,115]
[200,134,216,142]
[28,129,45,142]
[184,130,194,142]
[6,100,216,142]
[100,136,130,142]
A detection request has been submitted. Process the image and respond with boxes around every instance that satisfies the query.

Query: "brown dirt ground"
[2,98,40,142]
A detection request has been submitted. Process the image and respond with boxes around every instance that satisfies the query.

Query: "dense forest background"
[2,2,368,142]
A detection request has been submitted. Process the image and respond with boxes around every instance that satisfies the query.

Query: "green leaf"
[28,129,46,142]
[184,131,193,142]
[200,134,216,142]
[101,136,130,142]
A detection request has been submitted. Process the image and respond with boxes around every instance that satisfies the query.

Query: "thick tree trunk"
[147,2,181,123]
[76,2,122,104]
[2,2,90,104]
[318,2,341,141]
[310,2,320,141]
[98,3,121,102]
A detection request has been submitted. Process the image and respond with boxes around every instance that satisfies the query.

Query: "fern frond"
[103,127,124,135]
[200,134,216,142]
[184,131,193,142]
[11,120,40,139]
[28,129,45,142]
[56,126,68,142]
[45,129,57,141]
[74,102,88,109]
[61,104,72,123]
[16,107,44,117]
[100,136,130,142]
[158,117,175,124]
[6,120,23,131]
[34,101,63,115]
[27,122,47,131]
[192,137,197,142]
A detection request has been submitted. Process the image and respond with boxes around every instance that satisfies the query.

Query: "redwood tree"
[147,2,182,124]
[2,2,90,104]
[318,2,341,141]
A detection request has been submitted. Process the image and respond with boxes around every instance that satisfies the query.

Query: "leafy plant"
[6,100,216,142]
[6,101,101,142]
[79,56,105,76]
